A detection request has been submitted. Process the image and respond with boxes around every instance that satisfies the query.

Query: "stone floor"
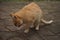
[0,1,60,40]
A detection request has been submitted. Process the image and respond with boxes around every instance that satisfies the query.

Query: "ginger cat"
[10,2,53,33]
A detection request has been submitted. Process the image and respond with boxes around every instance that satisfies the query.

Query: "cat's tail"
[41,19,53,24]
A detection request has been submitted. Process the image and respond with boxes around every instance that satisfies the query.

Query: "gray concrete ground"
[0,1,60,40]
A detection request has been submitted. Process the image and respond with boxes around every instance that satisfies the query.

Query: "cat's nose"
[14,24,20,27]
[14,23,17,26]
[14,23,18,27]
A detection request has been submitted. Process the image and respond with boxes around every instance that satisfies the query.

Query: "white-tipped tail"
[41,19,53,24]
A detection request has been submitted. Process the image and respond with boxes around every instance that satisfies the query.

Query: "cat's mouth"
[14,23,23,27]
[18,23,23,27]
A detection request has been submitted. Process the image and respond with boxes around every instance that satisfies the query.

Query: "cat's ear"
[10,13,14,17]
[10,13,17,19]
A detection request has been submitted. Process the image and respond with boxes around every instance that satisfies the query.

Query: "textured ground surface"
[0,1,60,40]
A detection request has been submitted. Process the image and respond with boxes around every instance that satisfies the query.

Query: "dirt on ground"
[0,1,60,40]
